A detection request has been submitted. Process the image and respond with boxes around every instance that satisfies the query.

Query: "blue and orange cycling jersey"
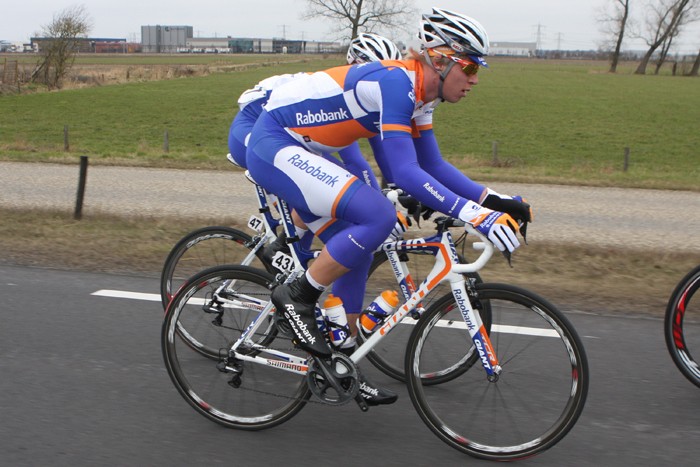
[264,60,439,155]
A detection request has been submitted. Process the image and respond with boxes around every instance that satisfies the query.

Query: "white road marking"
[92,289,161,301]
[93,289,560,337]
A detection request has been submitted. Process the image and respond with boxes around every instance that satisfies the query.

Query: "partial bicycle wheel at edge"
[405,283,589,461]
[664,265,700,388]
[162,265,310,430]
[160,226,271,309]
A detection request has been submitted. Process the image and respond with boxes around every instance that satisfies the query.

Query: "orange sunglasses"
[433,50,480,75]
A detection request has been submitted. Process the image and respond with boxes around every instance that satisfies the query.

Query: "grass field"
[1,55,698,190]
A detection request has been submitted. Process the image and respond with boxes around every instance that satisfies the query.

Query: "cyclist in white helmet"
[229,33,406,405]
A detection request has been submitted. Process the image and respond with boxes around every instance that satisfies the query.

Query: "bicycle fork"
[450,276,502,381]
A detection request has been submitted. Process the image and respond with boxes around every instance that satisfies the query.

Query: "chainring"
[306,353,359,405]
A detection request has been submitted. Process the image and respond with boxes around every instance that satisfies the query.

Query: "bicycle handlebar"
[385,189,495,272]
[452,224,494,275]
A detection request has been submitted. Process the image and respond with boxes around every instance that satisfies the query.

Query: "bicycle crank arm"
[306,353,359,405]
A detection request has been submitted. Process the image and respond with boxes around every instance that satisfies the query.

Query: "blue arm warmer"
[338,142,380,190]
[412,129,486,203]
[369,136,394,186]
[381,136,467,217]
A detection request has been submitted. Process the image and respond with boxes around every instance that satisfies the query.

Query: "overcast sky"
[3,0,699,53]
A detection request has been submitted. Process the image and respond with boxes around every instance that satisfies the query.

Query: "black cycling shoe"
[358,373,398,406]
[271,276,331,358]
[338,347,398,406]
[261,232,291,268]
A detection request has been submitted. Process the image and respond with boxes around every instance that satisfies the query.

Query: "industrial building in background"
[141,25,340,54]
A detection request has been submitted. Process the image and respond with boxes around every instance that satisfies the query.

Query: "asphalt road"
[1,161,699,253]
[1,264,699,466]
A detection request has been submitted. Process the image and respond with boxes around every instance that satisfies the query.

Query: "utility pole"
[534,23,544,52]
[279,24,289,39]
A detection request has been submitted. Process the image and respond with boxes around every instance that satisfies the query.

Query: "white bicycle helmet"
[346,33,402,64]
[419,7,490,57]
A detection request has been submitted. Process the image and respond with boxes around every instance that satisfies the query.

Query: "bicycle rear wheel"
[405,283,589,461]
[664,265,700,388]
[162,265,310,430]
[359,250,491,384]
[160,226,271,309]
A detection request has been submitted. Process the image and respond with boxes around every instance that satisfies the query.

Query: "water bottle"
[323,294,350,347]
[360,290,399,334]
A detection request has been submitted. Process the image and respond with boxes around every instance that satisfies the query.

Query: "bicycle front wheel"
[664,265,700,388]
[162,265,310,430]
[405,283,589,461]
[160,226,271,309]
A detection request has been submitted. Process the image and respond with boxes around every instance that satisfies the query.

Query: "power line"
[534,24,545,50]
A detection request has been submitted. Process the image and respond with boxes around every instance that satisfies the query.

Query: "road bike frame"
[219,195,501,380]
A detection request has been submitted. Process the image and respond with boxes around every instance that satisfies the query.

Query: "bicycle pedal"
[354,393,369,412]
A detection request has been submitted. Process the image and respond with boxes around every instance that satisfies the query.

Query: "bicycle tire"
[405,283,589,461]
[359,250,491,384]
[162,265,310,430]
[160,226,271,309]
[664,265,700,388]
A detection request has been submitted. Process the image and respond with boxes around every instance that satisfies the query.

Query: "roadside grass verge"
[1,207,696,316]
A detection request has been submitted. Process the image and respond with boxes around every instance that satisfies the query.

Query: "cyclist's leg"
[247,129,394,356]
[331,257,372,335]
[301,211,397,406]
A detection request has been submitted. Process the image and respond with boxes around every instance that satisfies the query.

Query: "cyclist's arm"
[412,129,486,203]
[337,142,380,189]
[368,135,394,186]
[380,136,469,218]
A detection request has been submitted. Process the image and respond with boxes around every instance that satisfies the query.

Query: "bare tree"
[31,5,91,89]
[302,0,416,41]
[598,0,632,73]
[690,48,700,75]
[652,25,682,73]
[634,0,699,74]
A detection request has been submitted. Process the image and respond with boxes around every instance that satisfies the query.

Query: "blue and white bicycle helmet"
[419,7,490,63]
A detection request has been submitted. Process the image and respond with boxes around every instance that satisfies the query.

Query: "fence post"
[623,147,630,172]
[64,125,70,151]
[163,130,169,153]
[74,156,88,220]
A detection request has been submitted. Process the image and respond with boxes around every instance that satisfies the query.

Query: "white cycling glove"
[458,201,521,254]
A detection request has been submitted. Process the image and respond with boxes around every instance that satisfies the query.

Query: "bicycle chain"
[211,307,358,406]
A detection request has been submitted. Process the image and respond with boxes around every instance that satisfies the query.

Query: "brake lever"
[519,221,529,244]
[501,249,513,268]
